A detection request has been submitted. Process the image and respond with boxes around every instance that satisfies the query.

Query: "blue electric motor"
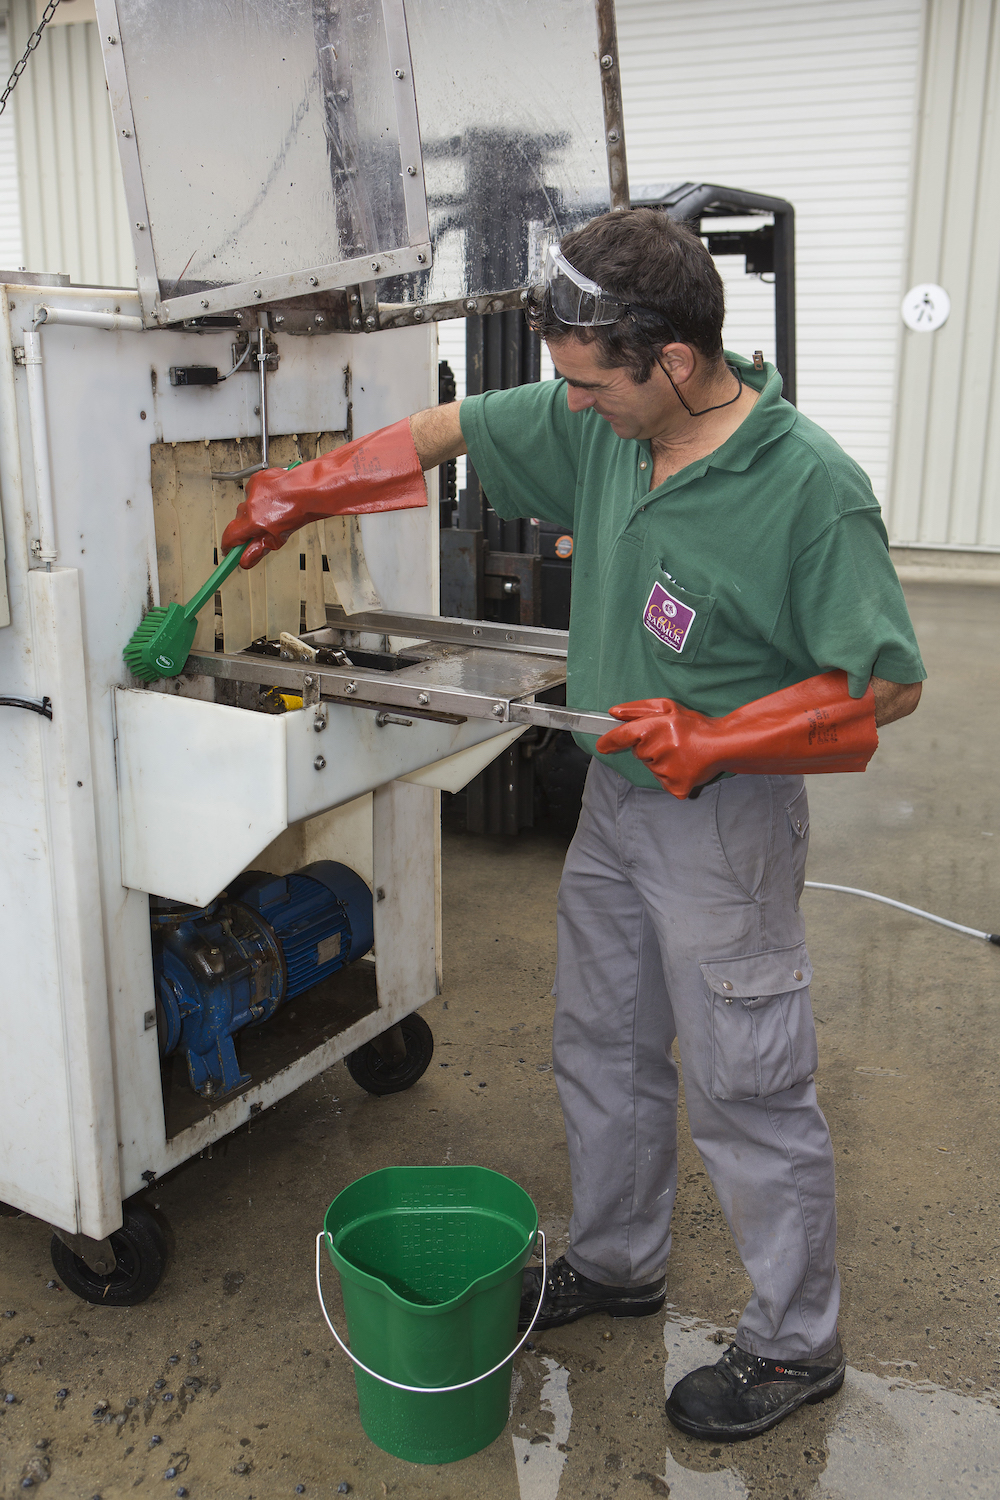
[151,861,374,1098]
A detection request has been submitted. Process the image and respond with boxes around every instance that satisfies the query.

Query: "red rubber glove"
[220,418,427,568]
[595,670,878,800]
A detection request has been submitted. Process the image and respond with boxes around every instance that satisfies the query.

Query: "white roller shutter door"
[618,0,923,502]
[0,18,25,268]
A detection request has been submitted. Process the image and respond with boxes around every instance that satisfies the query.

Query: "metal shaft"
[23,330,57,568]
[258,319,269,469]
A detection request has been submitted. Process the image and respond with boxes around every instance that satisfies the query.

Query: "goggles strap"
[651,347,744,418]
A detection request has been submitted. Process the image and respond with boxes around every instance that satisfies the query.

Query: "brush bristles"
[126,609,169,637]
[122,608,171,681]
[125,663,160,682]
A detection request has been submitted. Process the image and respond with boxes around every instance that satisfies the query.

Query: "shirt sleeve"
[775,509,927,697]
[459,382,579,528]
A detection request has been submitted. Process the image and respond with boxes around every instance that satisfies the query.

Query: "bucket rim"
[323,1164,538,1316]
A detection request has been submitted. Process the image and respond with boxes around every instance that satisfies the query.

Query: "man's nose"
[566,385,594,412]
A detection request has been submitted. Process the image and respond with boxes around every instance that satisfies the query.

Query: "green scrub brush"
[123,460,301,681]
[122,543,247,681]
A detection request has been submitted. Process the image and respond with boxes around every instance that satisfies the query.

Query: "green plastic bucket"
[317,1165,540,1464]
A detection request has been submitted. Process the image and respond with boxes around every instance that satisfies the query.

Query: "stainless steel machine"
[0,0,627,1303]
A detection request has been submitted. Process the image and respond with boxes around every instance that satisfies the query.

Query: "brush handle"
[180,460,303,621]
[181,545,247,622]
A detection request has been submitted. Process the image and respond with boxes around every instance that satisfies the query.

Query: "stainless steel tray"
[186,609,616,737]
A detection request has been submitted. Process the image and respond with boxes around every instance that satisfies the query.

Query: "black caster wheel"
[345,1013,434,1096]
[49,1204,168,1307]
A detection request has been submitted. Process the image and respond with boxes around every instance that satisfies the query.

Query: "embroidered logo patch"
[642,581,696,653]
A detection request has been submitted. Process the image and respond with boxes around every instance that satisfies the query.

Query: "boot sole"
[518,1294,666,1334]
[665,1362,846,1441]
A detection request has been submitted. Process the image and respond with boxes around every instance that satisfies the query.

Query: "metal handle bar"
[314,1228,546,1394]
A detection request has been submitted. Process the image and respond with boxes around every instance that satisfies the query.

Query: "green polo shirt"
[459,353,925,791]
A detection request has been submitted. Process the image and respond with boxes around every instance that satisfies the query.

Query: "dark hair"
[528,207,725,382]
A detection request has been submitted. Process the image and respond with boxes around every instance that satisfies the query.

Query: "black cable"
[649,345,744,419]
[0,695,52,719]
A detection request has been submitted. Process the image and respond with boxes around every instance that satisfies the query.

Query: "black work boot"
[518,1255,666,1332]
[665,1339,846,1440]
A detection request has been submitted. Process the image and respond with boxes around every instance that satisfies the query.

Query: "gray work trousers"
[553,759,840,1361]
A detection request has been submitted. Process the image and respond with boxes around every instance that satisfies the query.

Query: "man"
[222,209,925,1441]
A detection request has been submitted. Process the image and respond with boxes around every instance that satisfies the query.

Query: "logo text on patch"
[643,581,696,653]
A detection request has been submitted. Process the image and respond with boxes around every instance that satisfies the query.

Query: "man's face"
[546,337,674,441]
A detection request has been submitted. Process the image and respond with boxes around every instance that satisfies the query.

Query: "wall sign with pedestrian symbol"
[901,283,950,332]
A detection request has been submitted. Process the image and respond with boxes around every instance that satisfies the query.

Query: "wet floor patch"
[659,1310,1000,1499]
[660,1312,750,1498]
[818,1368,1000,1498]
[512,1354,572,1500]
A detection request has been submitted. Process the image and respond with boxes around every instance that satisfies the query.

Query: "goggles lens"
[534,243,631,326]
[525,244,677,339]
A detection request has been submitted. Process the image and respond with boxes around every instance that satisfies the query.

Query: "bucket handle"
[315,1228,547,1395]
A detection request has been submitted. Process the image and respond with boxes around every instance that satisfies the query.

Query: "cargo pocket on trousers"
[785,783,810,908]
[701,944,818,1101]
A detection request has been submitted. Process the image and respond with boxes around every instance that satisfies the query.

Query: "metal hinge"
[12,346,25,365]
[357,280,380,332]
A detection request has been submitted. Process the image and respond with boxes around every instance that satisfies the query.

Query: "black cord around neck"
[652,350,744,418]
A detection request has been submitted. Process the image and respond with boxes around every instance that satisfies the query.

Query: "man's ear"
[657,342,697,384]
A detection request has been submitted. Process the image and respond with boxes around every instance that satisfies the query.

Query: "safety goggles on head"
[528,243,664,328]
[540,243,631,325]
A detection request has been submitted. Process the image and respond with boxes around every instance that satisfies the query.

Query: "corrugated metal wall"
[4,0,995,555]
[617,0,924,503]
[6,0,132,286]
[887,0,1000,551]
[0,17,25,267]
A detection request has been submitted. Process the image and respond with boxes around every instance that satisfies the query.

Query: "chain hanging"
[0,0,63,119]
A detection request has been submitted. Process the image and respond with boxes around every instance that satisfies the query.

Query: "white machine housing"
[0,286,499,1238]
[0,0,628,1256]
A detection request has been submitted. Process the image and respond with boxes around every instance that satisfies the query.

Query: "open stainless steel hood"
[95,0,628,328]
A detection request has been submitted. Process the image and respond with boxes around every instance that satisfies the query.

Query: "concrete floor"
[1,581,999,1500]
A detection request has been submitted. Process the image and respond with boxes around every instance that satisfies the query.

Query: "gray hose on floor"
[803,882,1000,946]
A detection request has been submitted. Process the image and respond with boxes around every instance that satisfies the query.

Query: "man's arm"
[409,402,467,469]
[871,677,922,727]
[220,404,469,567]
[596,671,923,800]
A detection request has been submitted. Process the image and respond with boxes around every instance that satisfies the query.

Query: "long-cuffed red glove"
[220,418,426,568]
[595,670,878,800]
